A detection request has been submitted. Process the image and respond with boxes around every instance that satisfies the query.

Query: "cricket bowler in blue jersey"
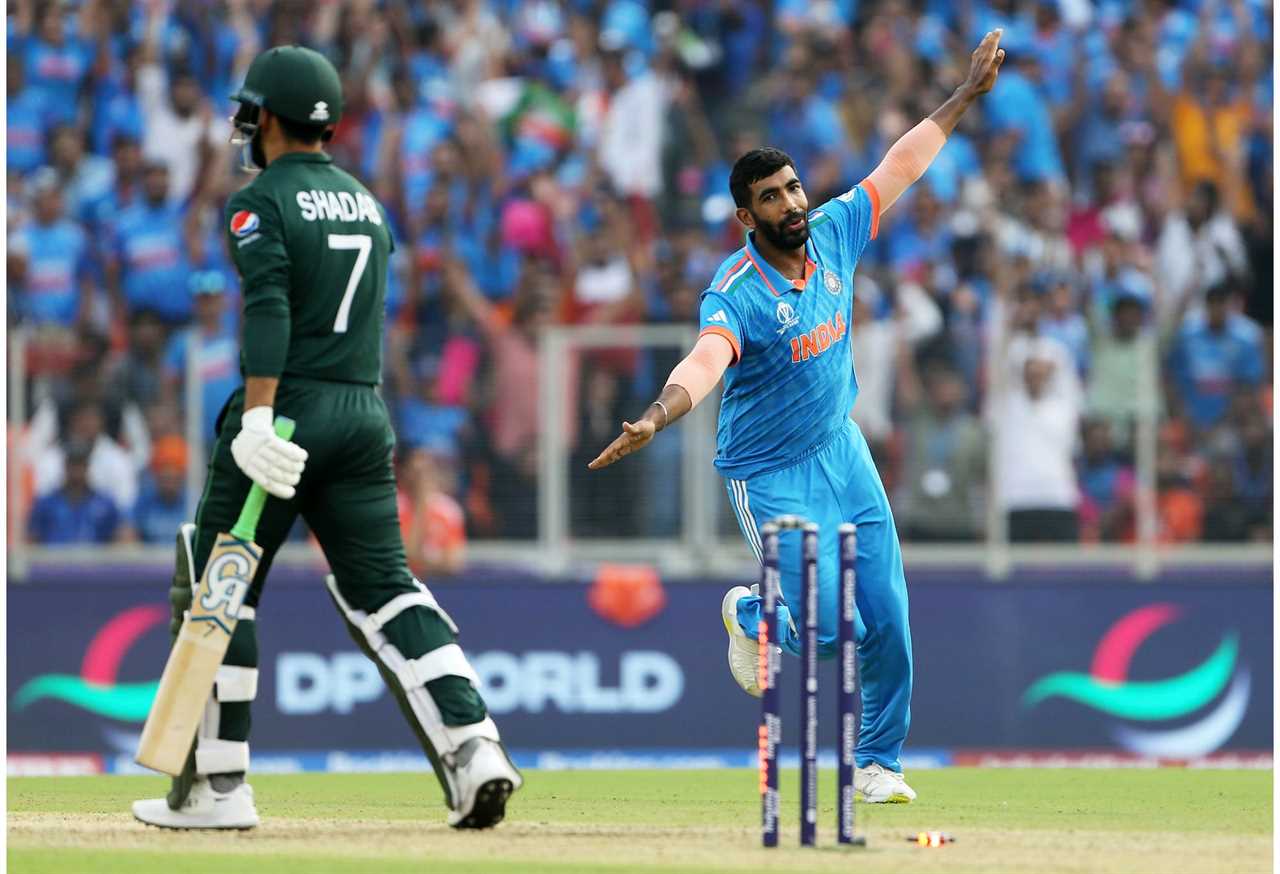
[591,31,1005,803]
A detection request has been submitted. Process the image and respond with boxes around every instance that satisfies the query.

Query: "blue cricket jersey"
[698,181,880,479]
[112,200,191,323]
[11,219,92,327]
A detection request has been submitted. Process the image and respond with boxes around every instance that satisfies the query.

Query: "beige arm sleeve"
[665,331,735,409]
[862,118,948,214]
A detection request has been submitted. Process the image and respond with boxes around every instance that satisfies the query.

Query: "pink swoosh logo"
[1090,603,1181,683]
[80,605,169,685]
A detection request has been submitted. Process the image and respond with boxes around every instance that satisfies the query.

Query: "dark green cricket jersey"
[225,152,394,385]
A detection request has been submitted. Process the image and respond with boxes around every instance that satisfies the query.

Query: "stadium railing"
[7,326,1271,581]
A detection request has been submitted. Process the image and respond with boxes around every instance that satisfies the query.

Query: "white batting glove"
[230,406,307,500]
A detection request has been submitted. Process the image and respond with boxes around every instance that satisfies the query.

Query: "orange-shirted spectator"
[397,447,466,578]
[1170,60,1254,220]
[1155,420,1204,543]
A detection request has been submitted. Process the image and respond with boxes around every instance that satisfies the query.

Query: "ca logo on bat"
[195,547,253,635]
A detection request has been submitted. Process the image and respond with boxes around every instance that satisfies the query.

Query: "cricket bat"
[135,416,295,776]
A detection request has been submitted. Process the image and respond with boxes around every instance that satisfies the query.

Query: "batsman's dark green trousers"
[190,378,485,748]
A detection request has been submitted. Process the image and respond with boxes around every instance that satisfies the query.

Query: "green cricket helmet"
[230,45,343,147]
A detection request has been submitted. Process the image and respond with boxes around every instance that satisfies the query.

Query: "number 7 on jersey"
[328,233,371,333]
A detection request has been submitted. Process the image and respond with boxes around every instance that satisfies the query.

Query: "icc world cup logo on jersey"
[776,301,800,334]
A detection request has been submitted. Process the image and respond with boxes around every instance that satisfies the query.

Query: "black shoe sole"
[451,778,514,830]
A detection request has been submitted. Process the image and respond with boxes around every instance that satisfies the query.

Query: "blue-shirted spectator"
[397,357,471,455]
[1168,282,1264,431]
[400,98,455,222]
[922,132,981,204]
[7,54,48,175]
[107,161,191,324]
[1039,272,1090,377]
[886,187,953,281]
[17,4,96,127]
[775,0,855,37]
[48,124,115,226]
[133,434,188,543]
[4,0,1271,551]
[166,6,241,101]
[601,0,653,53]
[87,134,143,243]
[968,0,1034,50]
[1031,1,1077,107]
[163,272,240,441]
[1155,5,1201,90]
[7,169,93,328]
[28,440,125,545]
[90,43,145,156]
[1077,417,1135,542]
[984,60,1065,183]
[1073,73,1137,200]
[766,68,844,198]
[690,0,766,99]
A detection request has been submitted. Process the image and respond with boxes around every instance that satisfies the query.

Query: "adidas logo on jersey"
[706,310,728,325]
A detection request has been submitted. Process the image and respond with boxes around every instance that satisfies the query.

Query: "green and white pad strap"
[360,583,458,638]
[324,574,498,807]
[396,644,480,689]
[194,664,259,774]
[190,631,257,772]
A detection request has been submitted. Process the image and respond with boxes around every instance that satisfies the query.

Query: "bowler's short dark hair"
[729,148,796,209]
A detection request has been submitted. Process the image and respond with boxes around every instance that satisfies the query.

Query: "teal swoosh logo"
[12,676,159,721]
[1022,634,1237,721]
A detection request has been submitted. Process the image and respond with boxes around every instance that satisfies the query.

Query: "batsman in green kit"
[130,46,522,831]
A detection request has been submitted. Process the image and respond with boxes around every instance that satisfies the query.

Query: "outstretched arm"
[863,30,1005,214]
[588,332,735,469]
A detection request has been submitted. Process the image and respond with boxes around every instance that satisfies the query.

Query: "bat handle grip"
[230,416,297,541]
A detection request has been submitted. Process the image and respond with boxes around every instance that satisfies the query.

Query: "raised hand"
[965,29,1006,96]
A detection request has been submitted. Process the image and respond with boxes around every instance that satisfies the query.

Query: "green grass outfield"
[8,768,1273,874]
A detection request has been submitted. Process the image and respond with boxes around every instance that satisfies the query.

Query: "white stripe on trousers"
[729,479,764,565]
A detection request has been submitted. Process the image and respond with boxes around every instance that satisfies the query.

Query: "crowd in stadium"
[8,0,1273,557]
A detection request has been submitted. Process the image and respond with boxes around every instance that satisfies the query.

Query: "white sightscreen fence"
[6,326,1270,579]
[535,324,725,575]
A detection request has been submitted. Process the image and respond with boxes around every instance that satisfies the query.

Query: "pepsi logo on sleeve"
[230,210,260,238]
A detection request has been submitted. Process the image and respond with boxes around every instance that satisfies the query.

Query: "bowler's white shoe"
[723,585,770,698]
[855,763,917,803]
[132,779,259,829]
[447,737,522,829]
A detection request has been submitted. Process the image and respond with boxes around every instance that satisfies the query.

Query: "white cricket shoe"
[855,763,917,803]
[132,779,259,829]
[447,737,523,829]
[722,585,771,698]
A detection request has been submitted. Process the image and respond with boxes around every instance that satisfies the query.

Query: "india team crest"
[823,270,843,295]
[230,210,260,238]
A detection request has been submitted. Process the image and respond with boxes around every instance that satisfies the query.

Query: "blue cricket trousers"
[724,417,912,771]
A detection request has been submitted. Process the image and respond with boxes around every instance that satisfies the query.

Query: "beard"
[250,130,267,169]
[754,210,809,250]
